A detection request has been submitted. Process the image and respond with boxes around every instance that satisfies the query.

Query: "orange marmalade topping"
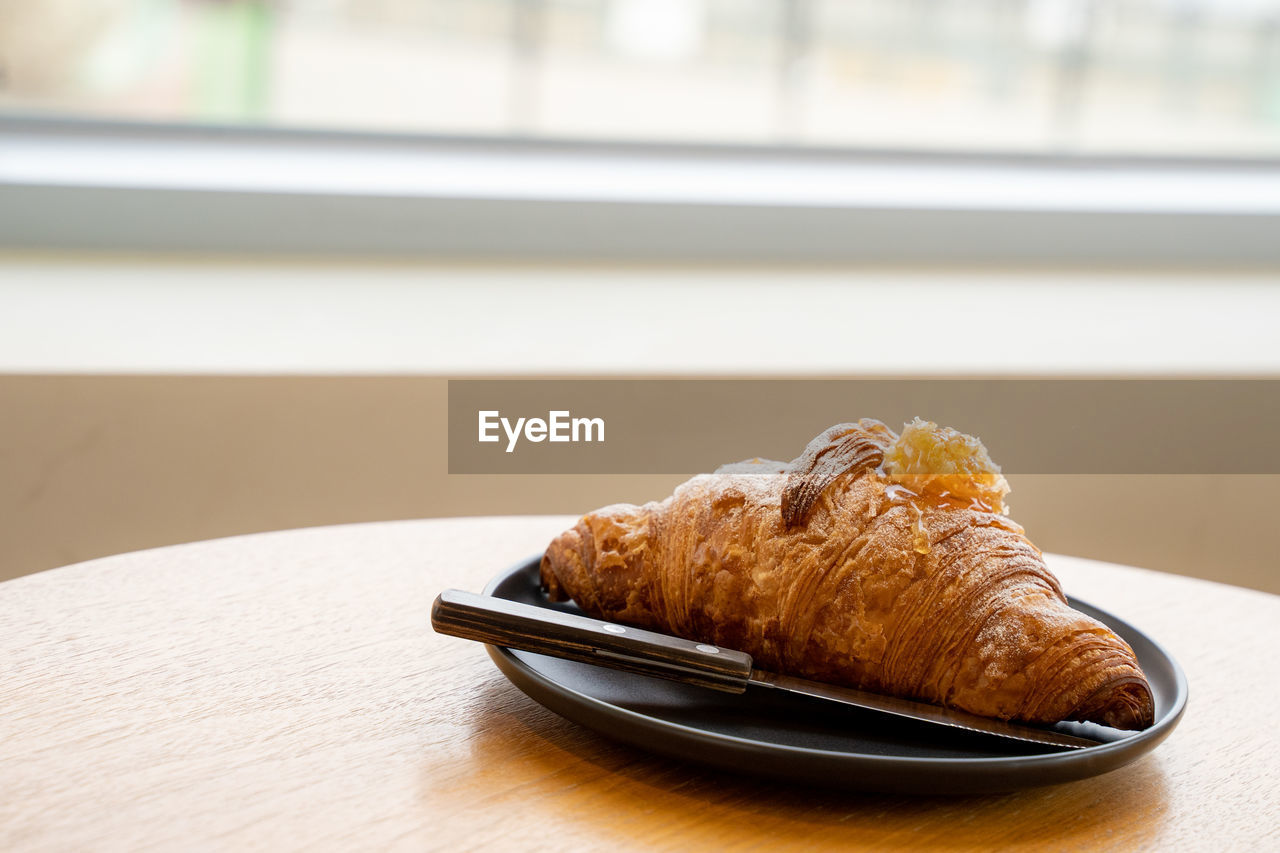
[881,418,1011,515]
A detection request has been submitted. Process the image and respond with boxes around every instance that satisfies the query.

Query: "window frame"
[3,114,1280,266]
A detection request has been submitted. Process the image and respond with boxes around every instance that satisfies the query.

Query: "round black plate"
[483,556,1187,794]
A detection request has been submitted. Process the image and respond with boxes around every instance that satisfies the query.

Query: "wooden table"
[2,517,1277,851]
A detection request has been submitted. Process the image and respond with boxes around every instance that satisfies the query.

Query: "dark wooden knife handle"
[431,589,753,693]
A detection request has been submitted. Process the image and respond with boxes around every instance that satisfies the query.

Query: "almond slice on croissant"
[540,419,1155,730]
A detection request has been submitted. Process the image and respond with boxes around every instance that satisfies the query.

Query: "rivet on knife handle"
[431,589,754,692]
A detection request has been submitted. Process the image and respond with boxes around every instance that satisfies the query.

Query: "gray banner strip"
[448,380,1280,474]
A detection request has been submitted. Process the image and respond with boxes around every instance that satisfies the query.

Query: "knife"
[432,589,1111,750]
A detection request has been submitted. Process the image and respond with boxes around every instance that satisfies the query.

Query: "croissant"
[541,418,1154,730]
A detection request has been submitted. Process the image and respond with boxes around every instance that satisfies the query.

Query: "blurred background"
[3,0,1280,154]
[2,1,1279,595]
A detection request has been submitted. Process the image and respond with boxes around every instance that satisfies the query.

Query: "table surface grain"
[1,516,1277,852]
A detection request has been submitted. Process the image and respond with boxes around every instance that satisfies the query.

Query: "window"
[5,1,1279,262]
[3,0,1279,156]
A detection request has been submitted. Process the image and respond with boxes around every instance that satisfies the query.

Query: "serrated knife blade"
[748,669,1103,750]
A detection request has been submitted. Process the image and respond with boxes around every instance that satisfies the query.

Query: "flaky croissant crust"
[542,420,1155,730]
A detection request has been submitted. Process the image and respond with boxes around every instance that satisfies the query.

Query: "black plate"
[482,556,1187,794]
